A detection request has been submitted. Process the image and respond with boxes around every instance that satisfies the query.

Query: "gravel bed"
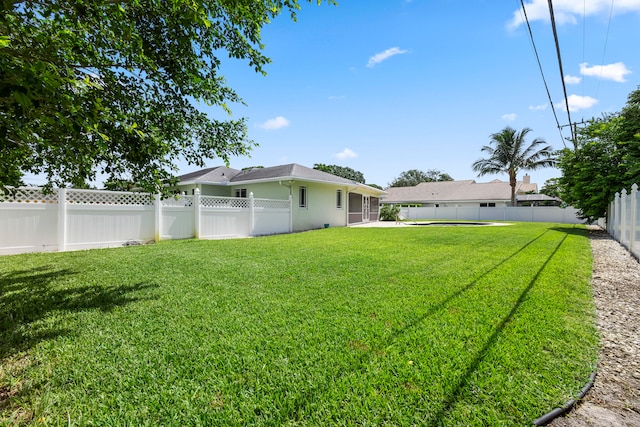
[550,228,640,426]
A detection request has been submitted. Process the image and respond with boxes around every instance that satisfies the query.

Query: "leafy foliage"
[0,0,332,192]
[557,87,640,221]
[619,87,640,180]
[472,127,556,206]
[379,203,400,221]
[558,116,627,221]
[313,163,365,183]
[540,178,562,199]
[388,169,453,187]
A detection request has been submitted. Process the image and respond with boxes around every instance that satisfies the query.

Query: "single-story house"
[174,163,386,231]
[381,175,550,207]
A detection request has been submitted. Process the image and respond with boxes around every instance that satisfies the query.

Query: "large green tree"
[557,87,640,221]
[619,87,640,180]
[540,177,562,200]
[313,164,365,183]
[1,0,331,192]
[557,116,625,220]
[388,169,453,188]
[472,127,556,206]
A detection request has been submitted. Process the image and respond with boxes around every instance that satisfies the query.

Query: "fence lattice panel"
[254,198,290,209]
[201,196,249,209]
[0,187,58,203]
[161,196,194,207]
[66,189,154,206]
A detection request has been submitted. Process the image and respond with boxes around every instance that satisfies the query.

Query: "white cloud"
[564,74,582,84]
[502,113,517,121]
[529,103,548,111]
[367,47,408,68]
[556,94,598,112]
[579,62,632,83]
[258,116,290,131]
[335,148,358,160]
[508,0,640,29]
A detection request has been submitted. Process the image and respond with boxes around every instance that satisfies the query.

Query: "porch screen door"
[363,196,370,221]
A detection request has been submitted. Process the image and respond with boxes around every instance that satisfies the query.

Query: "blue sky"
[190,0,640,189]
[20,1,640,189]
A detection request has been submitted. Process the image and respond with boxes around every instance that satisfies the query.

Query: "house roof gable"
[177,163,385,195]
[231,163,354,185]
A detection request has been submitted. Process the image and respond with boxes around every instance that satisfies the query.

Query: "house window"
[235,188,247,198]
[299,186,307,208]
[480,202,496,207]
[336,190,343,209]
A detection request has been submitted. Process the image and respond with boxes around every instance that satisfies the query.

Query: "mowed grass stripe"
[0,223,597,426]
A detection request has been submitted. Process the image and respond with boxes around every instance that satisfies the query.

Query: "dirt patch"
[549,228,640,426]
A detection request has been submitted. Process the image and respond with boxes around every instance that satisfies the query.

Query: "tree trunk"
[510,172,517,206]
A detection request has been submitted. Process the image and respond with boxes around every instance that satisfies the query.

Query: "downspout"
[279,180,293,198]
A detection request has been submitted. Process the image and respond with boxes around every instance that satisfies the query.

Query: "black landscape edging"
[532,371,597,426]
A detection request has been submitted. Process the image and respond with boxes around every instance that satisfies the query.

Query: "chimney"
[523,174,531,184]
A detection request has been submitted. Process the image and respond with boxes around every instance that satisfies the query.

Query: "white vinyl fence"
[398,205,584,224]
[0,187,292,255]
[607,183,639,260]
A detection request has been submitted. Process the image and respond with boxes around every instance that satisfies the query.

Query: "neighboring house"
[174,163,386,231]
[381,175,551,207]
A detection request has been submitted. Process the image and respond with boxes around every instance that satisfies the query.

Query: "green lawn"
[0,222,598,426]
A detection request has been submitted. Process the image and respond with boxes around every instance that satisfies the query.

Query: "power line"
[547,0,576,148]
[518,0,567,148]
[582,0,586,97]
[597,0,616,98]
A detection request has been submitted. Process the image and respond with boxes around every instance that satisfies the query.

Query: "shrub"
[379,204,400,221]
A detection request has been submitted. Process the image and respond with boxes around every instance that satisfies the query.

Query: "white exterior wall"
[230,181,290,200]
[177,184,229,197]
[292,182,347,231]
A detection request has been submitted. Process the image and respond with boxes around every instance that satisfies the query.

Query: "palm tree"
[472,127,556,206]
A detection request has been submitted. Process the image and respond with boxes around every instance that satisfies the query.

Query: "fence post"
[621,189,628,249]
[154,193,162,242]
[57,188,67,252]
[613,192,620,240]
[631,184,638,253]
[249,192,255,236]
[609,199,615,234]
[194,189,201,240]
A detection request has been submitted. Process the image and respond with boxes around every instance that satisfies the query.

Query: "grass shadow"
[281,229,554,422]
[0,266,158,360]
[427,232,569,425]
[550,225,589,236]
[384,228,552,342]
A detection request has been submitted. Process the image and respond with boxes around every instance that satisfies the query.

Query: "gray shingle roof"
[177,163,385,194]
[382,179,537,203]
[516,194,560,202]
[230,163,357,185]
[177,166,240,184]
